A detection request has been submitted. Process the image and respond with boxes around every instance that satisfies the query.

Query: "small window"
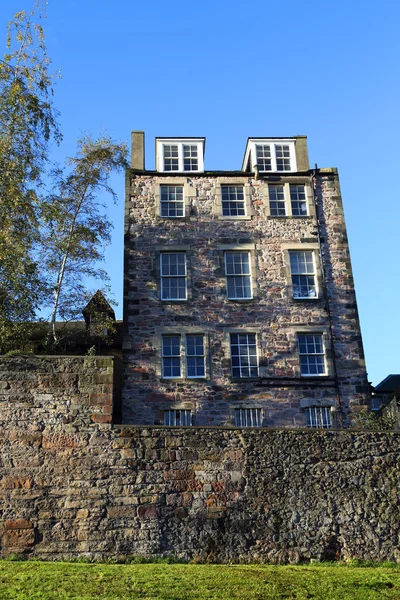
[221,185,245,217]
[255,145,272,171]
[160,253,187,300]
[186,335,205,378]
[163,145,179,171]
[252,142,295,172]
[275,144,291,171]
[290,184,308,216]
[235,408,261,427]
[268,185,286,216]
[305,406,332,429]
[164,409,192,426]
[371,396,382,411]
[157,139,204,172]
[160,185,184,217]
[289,251,317,299]
[225,252,252,300]
[183,145,198,171]
[298,334,326,376]
[268,183,309,218]
[162,335,181,378]
[230,333,258,378]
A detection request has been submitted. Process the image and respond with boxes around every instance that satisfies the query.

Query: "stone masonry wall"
[0,356,399,563]
[123,169,369,427]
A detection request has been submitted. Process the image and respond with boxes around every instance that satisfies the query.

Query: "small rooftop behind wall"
[130,132,309,173]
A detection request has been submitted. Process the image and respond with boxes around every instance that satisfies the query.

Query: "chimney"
[131,131,145,170]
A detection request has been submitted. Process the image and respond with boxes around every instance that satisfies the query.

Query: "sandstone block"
[137,504,158,520]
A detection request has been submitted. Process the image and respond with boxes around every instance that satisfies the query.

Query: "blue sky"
[1,0,399,385]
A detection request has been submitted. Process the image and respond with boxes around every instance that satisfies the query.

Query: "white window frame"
[156,139,204,173]
[247,140,297,172]
[162,335,182,378]
[298,333,326,376]
[160,185,184,218]
[235,408,262,427]
[164,409,192,426]
[289,184,308,216]
[160,253,187,301]
[224,252,253,300]
[185,334,206,379]
[305,406,332,429]
[289,250,317,299]
[268,184,286,216]
[160,333,206,380]
[221,185,246,217]
[230,333,259,378]
[268,183,309,217]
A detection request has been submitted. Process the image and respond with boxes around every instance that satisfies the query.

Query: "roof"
[82,291,116,323]
[374,374,400,393]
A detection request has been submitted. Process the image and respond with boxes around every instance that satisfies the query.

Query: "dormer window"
[242,139,297,173]
[163,145,179,171]
[183,145,198,171]
[156,138,205,172]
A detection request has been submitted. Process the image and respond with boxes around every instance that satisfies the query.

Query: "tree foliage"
[42,135,128,346]
[0,5,127,354]
[0,1,60,352]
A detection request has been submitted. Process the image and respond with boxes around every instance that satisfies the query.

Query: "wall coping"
[113,425,400,435]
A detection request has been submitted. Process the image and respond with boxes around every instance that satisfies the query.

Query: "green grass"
[0,562,399,599]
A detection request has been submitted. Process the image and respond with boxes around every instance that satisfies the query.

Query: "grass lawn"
[0,562,399,599]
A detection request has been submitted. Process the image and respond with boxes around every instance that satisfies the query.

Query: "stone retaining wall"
[0,357,399,562]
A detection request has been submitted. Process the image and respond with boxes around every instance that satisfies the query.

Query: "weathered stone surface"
[122,169,369,427]
[5,519,33,530]
[0,355,398,563]
[0,356,398,563]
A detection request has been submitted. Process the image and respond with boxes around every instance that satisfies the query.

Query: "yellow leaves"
[12,11,26,22]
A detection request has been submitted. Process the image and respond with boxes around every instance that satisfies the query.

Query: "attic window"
[255,143,293,171]
[243,139,297,172]
[156,139,205,172]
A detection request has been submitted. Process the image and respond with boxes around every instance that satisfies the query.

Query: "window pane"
[160,185,184,218]
[161,254,187,300]
[221,185,245,216]
[305,407,331,429]
[255,144,271,171]
[275,144,291,171]
[290,185,307,216]
[290,252,316,298]
[235,408,262,427]
[164,409,191,426]
[183,144,198,171]
[186,335,205,378]
[225,252,252,300]
[269,185,286,216]
[298,334,325,375]
[230,333,258,378]
[162,336,181,378]
[163,145,179,171]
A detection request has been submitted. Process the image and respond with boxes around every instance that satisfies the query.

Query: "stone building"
[122,132,369,428]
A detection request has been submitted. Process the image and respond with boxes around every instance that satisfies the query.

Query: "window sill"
[226,298,256,303]
[217,216,252,221]
[269,215,313,219]
[158,216,190,221]
[158,169,204,174]
[230,377,260,383]
[160,378,207,383]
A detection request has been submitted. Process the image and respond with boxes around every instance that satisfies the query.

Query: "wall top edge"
[0,355,115,360]
[127,168,338,177]
[112,425,399,435]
